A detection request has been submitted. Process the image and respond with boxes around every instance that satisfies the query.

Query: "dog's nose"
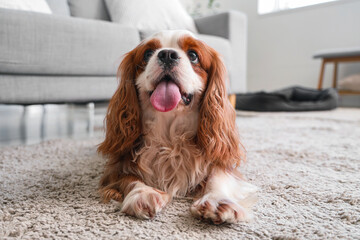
[157,50,179,66]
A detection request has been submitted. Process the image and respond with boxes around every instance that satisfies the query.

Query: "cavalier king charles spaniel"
[98,30,257,224]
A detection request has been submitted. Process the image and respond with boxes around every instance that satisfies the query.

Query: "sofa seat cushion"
[0,75,118,104]
[0,9,140,76]
[197,34,232,70]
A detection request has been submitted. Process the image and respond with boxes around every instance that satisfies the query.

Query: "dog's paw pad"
[191,197,247,224]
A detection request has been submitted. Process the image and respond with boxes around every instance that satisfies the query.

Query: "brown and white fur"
[98,30,257,224]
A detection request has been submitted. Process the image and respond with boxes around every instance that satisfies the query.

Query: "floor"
[0,103,108,146]
[1,108,359,239]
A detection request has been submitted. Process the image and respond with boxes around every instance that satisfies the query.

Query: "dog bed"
[235,86,338,112]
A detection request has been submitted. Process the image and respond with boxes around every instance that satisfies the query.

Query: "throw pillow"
[105,0,197,33]
[46,0,70,16]
[338,74,360,92]
[68,0,111,21]
[0,0,52,14]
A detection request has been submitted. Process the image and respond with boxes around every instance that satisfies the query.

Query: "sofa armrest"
[0,8,140,76]
[194,11,247,93]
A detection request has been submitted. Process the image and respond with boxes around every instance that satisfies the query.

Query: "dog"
[98,30,257,224]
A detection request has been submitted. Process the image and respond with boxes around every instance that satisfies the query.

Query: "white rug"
[1,108,359,239]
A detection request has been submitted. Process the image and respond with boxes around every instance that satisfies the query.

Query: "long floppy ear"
[97,49,142,161]
[197,49,245,168]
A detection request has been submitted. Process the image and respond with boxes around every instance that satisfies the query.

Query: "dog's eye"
[187,50,198,64]
[144,49,154,62]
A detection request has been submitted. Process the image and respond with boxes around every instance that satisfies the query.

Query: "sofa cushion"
[46,0,70,16]
[68,0,110,21]
[197,34,232,70]
[0,75,118,104]
[0,8,140,76]
[105,0,197,33]
[0,0,52,14]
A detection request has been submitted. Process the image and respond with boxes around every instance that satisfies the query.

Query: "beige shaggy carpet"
[1,108,359,239]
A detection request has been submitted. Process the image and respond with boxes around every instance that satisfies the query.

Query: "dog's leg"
[120,180,170,219]
[101,175,170,219]
[190,168,257,224]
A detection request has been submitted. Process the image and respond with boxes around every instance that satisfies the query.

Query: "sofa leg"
[86,102,95,136]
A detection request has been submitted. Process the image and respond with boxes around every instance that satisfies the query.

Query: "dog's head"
[99,30,243,168]
[136,30,212,113]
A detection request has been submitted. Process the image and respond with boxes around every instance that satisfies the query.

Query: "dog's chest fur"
[134,108,210,197]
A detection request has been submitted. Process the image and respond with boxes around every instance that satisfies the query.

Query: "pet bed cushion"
[235,86,338,112]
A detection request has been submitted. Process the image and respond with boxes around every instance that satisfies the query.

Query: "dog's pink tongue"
[150,81,181,112]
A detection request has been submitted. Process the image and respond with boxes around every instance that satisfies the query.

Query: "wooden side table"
[314,48,360,95]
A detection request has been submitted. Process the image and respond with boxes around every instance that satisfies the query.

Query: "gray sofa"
[0,0,247,104]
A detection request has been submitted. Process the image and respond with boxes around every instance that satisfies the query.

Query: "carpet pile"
[1,109,359,239]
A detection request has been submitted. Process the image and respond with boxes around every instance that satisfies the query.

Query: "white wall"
[219,0,360,92]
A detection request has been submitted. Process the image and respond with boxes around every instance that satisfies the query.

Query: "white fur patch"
[190,168,258,224]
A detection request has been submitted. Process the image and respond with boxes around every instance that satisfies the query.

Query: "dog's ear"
[197,48,245,168]
[98,48,142,161]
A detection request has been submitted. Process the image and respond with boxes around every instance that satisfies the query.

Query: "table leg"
[318,59,326,90]
[228,94,236,108]
[332,61,338,88]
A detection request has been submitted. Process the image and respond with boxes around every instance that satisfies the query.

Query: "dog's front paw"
[121,183,169,219]
[190,194,248,224]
